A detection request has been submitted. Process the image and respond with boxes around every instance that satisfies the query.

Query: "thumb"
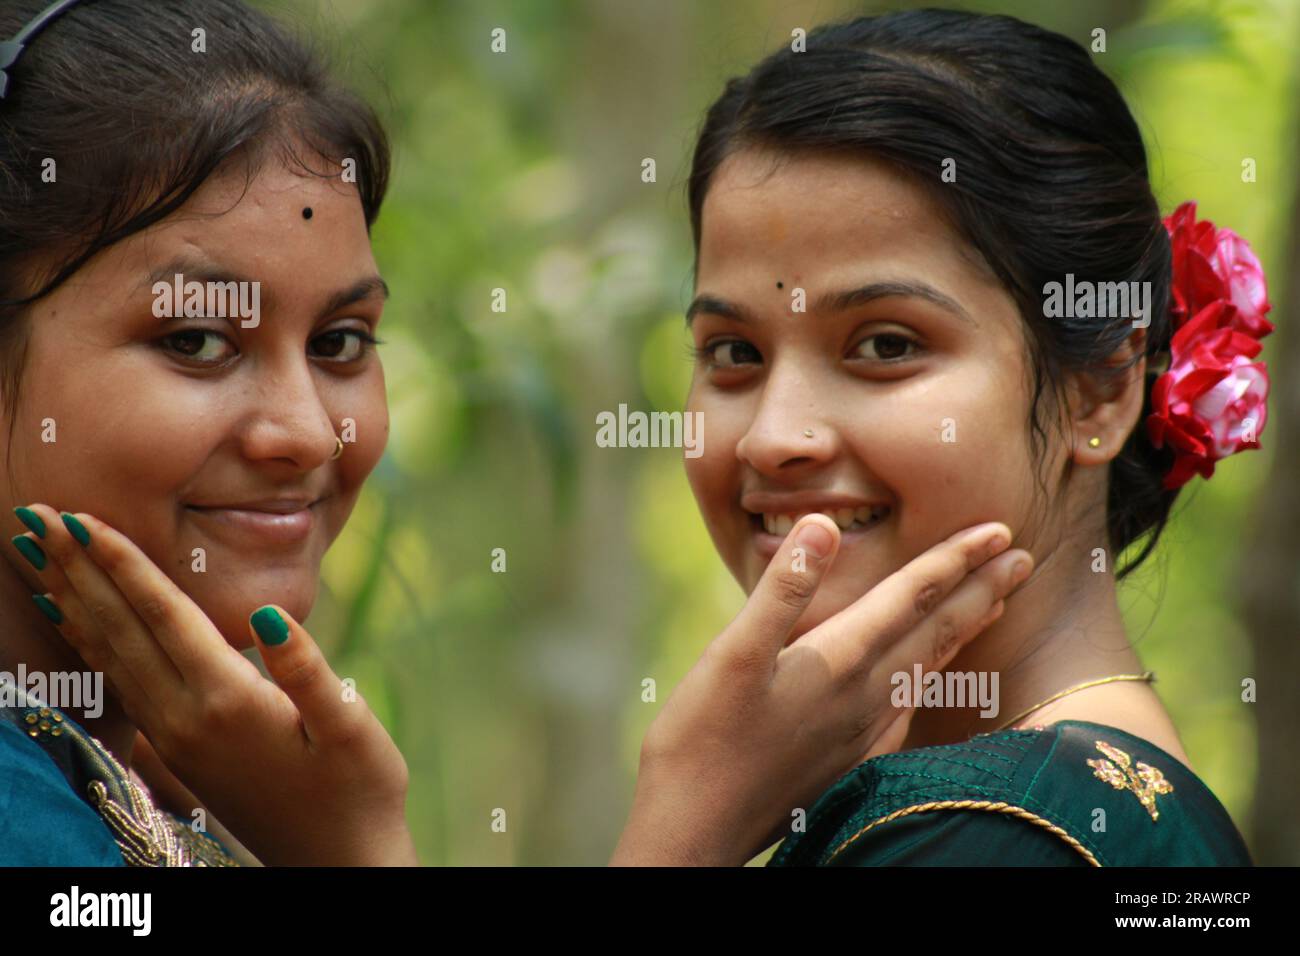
[718,513,841,661]
[248,604,360,746]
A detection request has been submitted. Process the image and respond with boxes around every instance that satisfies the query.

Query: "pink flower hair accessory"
[1146,201,1272,490]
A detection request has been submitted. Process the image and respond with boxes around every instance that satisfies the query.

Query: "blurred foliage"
[254,0,1295,864]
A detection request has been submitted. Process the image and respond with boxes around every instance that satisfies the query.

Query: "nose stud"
[803,428,814,438]
[331,435,344,459]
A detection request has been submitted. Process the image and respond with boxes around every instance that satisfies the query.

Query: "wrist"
[611,781,742,867]
[334,817,419,866]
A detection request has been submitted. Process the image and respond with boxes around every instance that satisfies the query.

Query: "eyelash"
[157,328,385,367]
[692,332,922,369]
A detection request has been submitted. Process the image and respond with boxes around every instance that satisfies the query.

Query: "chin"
[196,584,317,652]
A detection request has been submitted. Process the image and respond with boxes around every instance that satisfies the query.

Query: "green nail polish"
[61,512,90,547]
[11,534,46,571]
[14,507,45,538]
[32,594,62,624]
[251,606,289,646]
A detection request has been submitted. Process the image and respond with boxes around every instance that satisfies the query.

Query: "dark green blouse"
[769,720,1252,866]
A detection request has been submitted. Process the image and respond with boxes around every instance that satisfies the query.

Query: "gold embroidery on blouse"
[1087,740,1173,822]
[825,800,1101,867]
[22,702,238,866]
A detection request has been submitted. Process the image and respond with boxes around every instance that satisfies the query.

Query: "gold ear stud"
[1088,437,1101,448]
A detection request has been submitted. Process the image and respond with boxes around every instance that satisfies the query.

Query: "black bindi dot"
[776,281,783,289]
[302,206,313,220]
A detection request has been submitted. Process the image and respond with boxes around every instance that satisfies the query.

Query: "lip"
[741,491,888,514]
[741,493,892,562]
[184,498,322,545]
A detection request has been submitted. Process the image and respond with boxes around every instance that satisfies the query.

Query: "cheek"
[683,387,745,508]
[338,385,382,470]
[855,372,1035,542]
[317,374,388,543]
[335,382,387,482]
[11,350,206,519]
[682,388,756,578]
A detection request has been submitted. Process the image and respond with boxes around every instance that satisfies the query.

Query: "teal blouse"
[0,687,239,867]
[769,720,1252,866]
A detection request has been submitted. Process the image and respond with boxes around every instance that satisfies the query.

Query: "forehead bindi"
[161,165,373,282]
[698,150,1009,320]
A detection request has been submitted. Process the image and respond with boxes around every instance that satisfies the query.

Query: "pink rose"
[1164,201,1273,339]
[1146,301,1269,490]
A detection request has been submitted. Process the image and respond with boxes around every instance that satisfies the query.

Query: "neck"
[901,527,1145,751]
[0,555,136,765]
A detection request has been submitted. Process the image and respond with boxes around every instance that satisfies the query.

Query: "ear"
[1063,326,1148,466]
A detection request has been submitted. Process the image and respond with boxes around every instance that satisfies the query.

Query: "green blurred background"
[254,0,1300,865]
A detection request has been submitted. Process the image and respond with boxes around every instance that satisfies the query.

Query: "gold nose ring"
[331,435,344,459]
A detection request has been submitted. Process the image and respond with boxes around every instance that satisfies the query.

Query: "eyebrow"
[685,279,976,328]
[144,255,390,320]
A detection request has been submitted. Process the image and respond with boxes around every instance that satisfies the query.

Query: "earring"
[803,428,814,438]
[331,436,344,459]
[1088,437,1101,448]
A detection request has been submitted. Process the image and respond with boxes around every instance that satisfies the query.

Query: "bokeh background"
[254,0,1300,865]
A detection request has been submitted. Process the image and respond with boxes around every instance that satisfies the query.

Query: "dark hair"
[688,8,1177,582]
[0,0,390,459]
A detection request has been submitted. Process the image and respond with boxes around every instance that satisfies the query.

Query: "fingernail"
[251,605,290,646]
[32,593,62,624]
[795,519,834,560]
[984,531,1011,560]
[1011,556,1033,583]
[984,530,1011,558]
[14,507,45,538]
[61,512,90,547]
[11,535,46,571]
[960,522,1005,545]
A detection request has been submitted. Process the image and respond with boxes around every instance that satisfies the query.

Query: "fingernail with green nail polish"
[61,512,90,547]
[32,594,62,624]
[14,507,45,538]
[251,606,289,646]
[12,535,46,571]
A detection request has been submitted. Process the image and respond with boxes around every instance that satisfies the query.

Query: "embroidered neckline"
[0,687,238,866]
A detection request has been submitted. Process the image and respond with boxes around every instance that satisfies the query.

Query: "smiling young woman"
[0,0,402,867]
[680,9,1260,865]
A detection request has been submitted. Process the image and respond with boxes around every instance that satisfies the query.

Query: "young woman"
[1,0,1028,866]
[678,9,1264,865]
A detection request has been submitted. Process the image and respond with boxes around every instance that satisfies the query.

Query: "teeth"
[760,506,890,535]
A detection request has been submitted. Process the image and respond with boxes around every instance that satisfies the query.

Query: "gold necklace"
[989,671,1155,732]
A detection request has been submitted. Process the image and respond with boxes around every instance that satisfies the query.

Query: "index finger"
[804,521,1012,670]
[61,510,251,689]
